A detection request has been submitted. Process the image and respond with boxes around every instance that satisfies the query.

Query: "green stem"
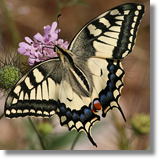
[111,112,130,150]
[0,113,4,120]
[28,117,46,150]
[70,132,82,150]
[0,0,20,46]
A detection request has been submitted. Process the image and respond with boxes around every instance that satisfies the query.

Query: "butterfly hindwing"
[86,57,124,116]
[68,3,144,59]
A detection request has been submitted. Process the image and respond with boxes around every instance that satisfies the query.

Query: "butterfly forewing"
[68,3,144,59]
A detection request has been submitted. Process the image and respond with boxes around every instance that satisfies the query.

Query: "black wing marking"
[68,3,145,59]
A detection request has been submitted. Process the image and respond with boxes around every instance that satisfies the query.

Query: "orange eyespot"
[91,100,102,113]
[94,100,102,110]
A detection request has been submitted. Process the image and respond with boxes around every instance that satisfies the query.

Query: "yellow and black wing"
[68,3,145,59]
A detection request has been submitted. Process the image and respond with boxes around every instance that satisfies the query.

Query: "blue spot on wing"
[72,112,79,121]
[84,108,92,118]
[80,114,86,123]
[60,105,66,114]
[66,110,72,119]
[109,65,115,72]
[108,82,114,90]
[106,91,112,98]
[109,74,116,81]
[99,94,106,104]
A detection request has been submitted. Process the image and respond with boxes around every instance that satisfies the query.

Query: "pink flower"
[18,22,69,65]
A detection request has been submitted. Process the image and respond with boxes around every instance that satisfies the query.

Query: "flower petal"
[19,42,30,49]
[51,32,58,41]
[63,41,69,49]
[30,46,37,54]
[57,39,63,45]
[44,25,51,36]
[57,39,69,49]
[34,51,43,57]
[18,47,26,55]
[34,33,44,42]
[49,51,58,58]
[28,57,36,66]
[25,37,33,44]
[51,22,57,32]
[50,22,59,40]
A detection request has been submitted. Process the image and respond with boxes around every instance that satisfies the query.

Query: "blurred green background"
[0,0,150,150]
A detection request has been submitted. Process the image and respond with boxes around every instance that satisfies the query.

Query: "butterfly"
[4,3,145,147]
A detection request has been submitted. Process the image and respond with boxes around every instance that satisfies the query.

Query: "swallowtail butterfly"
[4,3,145,147]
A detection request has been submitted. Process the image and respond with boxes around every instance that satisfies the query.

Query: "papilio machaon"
[4,3,145,147]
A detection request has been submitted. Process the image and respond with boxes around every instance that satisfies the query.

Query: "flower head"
[130,114,150,135]
[0,51,22,93]
[18,22,69,65]
[0,65,21,90]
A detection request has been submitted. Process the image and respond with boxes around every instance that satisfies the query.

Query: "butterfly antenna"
[57,14,61,43]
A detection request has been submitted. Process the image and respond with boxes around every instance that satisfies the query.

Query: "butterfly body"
[4,3,145,147]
